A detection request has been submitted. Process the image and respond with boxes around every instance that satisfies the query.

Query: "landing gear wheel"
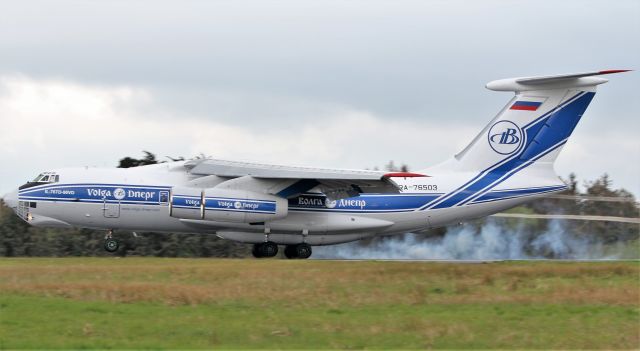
[252,242,278,258]
[259,242,278,258]
[284,245,297,259]
[252,244,263,258]
[283,244,312,259]
[295,243,312,259]
[104,238,119,253]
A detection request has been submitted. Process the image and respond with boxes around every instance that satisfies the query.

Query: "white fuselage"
[10,161,565,246]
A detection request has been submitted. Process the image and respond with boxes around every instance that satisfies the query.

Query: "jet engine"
[170,187,288,223]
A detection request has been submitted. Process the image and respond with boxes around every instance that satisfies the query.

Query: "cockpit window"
[21,172,60,190]
[21,172,59,190]
[29,172,60,184]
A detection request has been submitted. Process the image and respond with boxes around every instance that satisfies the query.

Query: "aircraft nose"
[2,189,18,209]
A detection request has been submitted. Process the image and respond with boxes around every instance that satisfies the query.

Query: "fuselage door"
[102,198,120,218]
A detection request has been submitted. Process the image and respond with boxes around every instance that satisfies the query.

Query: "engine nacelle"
[169,187,288,223]
[202,188,288,223]
[169,187,203,220]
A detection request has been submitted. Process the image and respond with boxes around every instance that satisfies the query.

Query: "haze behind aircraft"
[2,70,629,259]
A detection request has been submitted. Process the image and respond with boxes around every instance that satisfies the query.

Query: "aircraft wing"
[184,158,426,199]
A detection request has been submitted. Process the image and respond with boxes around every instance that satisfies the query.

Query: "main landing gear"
[252,242,312,259]
[104,229,119,253]
[284,243,312,259]
[252,241,279,258]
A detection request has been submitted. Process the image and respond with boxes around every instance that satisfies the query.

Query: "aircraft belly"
[180,211,395,235]
[216,231,377,245]
[269,211,394,233]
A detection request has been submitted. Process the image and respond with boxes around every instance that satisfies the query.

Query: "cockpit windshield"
[20,172,60,190]
[32,172,60,183]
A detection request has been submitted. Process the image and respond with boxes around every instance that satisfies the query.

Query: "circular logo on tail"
[488,120,523,155]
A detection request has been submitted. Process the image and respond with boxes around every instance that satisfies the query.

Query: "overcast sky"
[0,0,638,196]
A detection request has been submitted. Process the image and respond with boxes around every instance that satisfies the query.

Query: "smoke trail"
[313,219,619,260]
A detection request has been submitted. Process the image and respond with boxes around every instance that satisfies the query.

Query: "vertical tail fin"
[423,70,629,210]
[452,70,629,172]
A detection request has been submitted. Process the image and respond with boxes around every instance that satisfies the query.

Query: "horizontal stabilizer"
[486,69,631,91]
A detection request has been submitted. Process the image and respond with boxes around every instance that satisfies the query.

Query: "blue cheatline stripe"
[18,184,169,204]
[17,197,164,206]
[19,183,171,194]
[459,138,569,206]
[171,195,202,209]
[204,198,277,214]
[204,197,276,204]
[290,186,562,213]
[469,188,566,205]
[206,208,276,214]
[427,91,594,210]
[19,186,562,213]
[480,185,566,193]
[19,196,163,204]
[469,185,567,204]
[290,193,442,212]
[289,208,414,213]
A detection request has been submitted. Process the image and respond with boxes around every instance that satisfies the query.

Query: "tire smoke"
[313,219,622,260]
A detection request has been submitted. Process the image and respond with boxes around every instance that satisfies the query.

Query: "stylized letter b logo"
[488,121,523,155]
[499,128,520,144]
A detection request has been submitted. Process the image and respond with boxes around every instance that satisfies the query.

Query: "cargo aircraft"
[2,70,629,259]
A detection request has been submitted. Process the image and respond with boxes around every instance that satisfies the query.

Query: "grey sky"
[0,0,638,195]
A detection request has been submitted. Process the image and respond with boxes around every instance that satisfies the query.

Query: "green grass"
[0,258,638,349]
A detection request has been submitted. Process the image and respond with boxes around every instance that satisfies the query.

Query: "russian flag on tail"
[510,101,542,111]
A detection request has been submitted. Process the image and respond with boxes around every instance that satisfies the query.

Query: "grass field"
[0,258,638,349]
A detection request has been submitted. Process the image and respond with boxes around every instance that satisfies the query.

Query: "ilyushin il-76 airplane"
[2,70,629,259]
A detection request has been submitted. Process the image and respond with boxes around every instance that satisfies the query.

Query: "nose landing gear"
[104,230,119,253]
